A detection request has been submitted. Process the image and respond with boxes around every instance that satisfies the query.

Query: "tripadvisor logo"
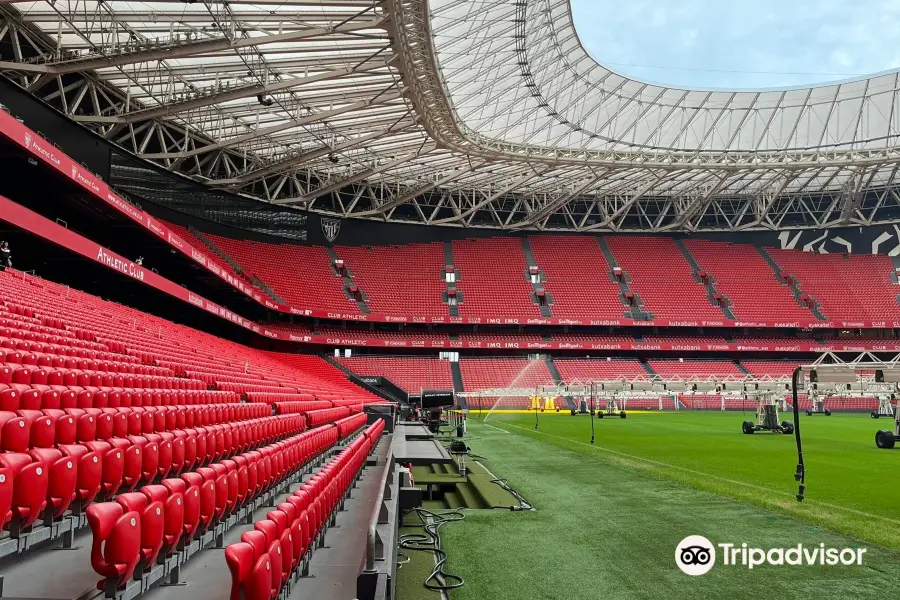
[675,536,866,575]
[676,536,716,576]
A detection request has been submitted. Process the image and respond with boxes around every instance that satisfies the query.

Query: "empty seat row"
[336,357,453,394]
[217,383,299,396]
[0,335,139,364]
[329,399,367,409]
[0,403,271,451]
[203,233,357,314]
[0,385,238,412]
[0,326,108,352]
[305,407,352,428]
[246,392,318,404]
[88,423,340,595]
[335,242,448,316]
[333,413,367,440]
[1,414,307,536]
[1,269,382,421]
[225,419,384,600]
[274,401,337,415]
[0,364,203,390]
[0,349,170,376]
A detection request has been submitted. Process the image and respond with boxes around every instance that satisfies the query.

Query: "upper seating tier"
[183,231,899,326]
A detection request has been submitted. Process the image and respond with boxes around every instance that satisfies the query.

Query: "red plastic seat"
[75,412,98,443]
[254,520,283,595]
[128,436,159,487]
[59,444,103,508]
[0,411,29,452]
[117,492,165,570]
[110,438,142,492]
[0,388,19,411]
[276,503,303,570]
[183,472,215,533]
[266,510,294,585]
[93,412,112,441]
[48,411,77,445]
[19,410,55,448]
[40,389,62,410]
[0,452,49,531]
[142,485,183,558]
[111,411,128,438]
[0,464,12,531]
[19,388,41,410]
[169,433,185,474]
[29,447,77,519]
[248,554,274,600]
[85,440,125,497]
[87,503,141,590]
[225,542,256,600]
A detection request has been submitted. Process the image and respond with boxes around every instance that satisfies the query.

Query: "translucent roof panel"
[2,0,900,232]
[430,0,900,155]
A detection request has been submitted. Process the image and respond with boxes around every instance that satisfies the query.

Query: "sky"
[570,0,900,89]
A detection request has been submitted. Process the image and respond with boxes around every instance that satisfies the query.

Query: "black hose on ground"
[399,508,466,591]
[791,366,805,502]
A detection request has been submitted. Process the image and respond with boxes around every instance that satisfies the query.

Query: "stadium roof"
[3,0,900,232]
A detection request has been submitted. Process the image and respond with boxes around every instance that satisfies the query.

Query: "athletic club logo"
[24,133,31,148]
[71,165,78,179]
[322,218,341,243]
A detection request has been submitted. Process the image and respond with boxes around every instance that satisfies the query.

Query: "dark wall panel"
[0,77,110,181]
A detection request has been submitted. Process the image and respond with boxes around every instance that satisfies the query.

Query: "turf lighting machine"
[868,382,896,419]
[741,386,794,435]
[870,371,900,448]
[790,353,898,501]
[592,381,627,419]
[804,388,832,416]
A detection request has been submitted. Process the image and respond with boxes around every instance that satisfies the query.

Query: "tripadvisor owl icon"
[676,535,716,576]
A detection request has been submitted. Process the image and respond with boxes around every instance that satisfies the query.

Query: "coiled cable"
[399,508,466,591]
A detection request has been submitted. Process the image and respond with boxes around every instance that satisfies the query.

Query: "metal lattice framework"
[4,0,900,231]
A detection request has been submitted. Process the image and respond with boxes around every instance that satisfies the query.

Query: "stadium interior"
[0,1,899,599]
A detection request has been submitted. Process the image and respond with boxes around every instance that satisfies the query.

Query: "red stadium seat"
[87,503,141,590]
[142,484,183,558]
[116,492,165,570]
[0,452,49,531]
[59,444,102,508]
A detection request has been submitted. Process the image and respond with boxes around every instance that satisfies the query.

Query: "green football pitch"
[397,411,900,600]
[482,410,900,548]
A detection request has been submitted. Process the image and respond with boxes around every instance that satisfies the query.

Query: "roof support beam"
[353,163,487,217]
[511,172,605,228]
[582,171,668,231]
[140,90,403,159]
[0,17,387,75]
[430,168,549,224]
[72,57,393,124]
[209,118,417,186]
[661,173,732,231]
[271,147,436,205]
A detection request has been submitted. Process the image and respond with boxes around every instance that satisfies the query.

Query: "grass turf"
[482,411,900,550]
[395,415,900,600]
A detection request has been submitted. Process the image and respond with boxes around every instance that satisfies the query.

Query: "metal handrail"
[365,442,394,572]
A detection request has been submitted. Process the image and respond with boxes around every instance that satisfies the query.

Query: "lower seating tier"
[0,413,306,546]
[225,417,382,600]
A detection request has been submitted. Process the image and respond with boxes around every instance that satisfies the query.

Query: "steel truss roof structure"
[3,0,900,232]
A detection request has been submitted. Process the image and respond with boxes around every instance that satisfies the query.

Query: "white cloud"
[571,0,900,88]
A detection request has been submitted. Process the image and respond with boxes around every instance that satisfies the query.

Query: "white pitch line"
[481,421,511,434]
[497,422,900,526]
